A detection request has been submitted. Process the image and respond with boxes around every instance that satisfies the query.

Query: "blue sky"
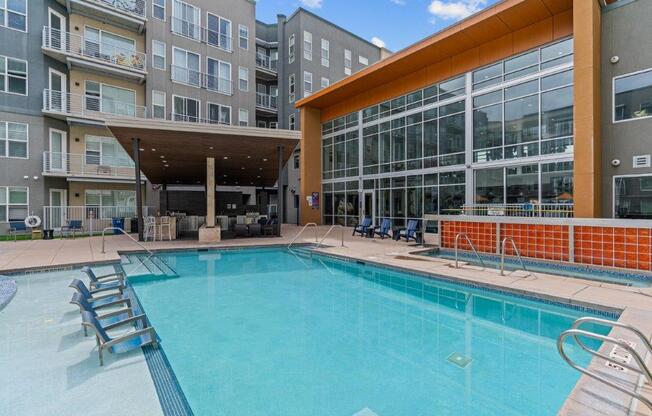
[255,0,500,52]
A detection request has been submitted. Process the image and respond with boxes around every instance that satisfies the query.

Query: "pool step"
[120,253,179,280]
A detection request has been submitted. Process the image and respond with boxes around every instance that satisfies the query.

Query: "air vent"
[633,155,651,168]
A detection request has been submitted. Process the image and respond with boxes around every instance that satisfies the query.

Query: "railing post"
[568,224,575,263]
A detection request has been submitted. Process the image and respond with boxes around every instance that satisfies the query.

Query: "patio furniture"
[248,223,261,237]
[61,220,83,239]
[352,217,372,237]
[262,217,278,236]
[69,279,131,309]
[397,220,419,242]
[81,265,125,291]
[372,219,392,239]
[81,310,158,366]
[144,216,157,241]
[9,221,30,241]
[235,224,248,237]
[70,292,134,336]
[159,216,172,241]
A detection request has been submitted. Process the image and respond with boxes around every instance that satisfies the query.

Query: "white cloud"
[300,0,323,8]
[427,0,486,22]
[390,0,406,5]
[371,37,386,49]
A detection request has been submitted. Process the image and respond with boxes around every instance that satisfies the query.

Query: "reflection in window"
[614,69,652,121]
[615,176,652,219]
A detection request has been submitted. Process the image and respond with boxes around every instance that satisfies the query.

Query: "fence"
[42,152,135,179]
[256,53,278,72]
[256,92,278,111]
[430,215,652,272]
[460,203,574,218]
[170,17,233,52]
[42,206,155,235]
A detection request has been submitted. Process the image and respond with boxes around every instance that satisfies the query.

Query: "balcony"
[42,152,136,181]
[42,89,147,122]
[42,27,146,82]
[56,0,146,32]
[171,65,233,95]
[256,53,278,79]
[256,92,278,113]
[170,17,233,52]
[459,203,574,218]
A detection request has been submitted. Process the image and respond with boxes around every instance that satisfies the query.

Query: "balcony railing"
[256,52,278,73]
[42,26,146,72]
[460,203,574,218]
[170,16,233,52]
[171,65,233,95]
[43,89,148,119]
[170,113,231,125]
[43,151,135,179]
[256,92,278,111]
[43,205,155,232]
[87,0,146,18]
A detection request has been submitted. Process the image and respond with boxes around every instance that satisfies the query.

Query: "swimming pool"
[128,247,615,416]
[418,248,652,287]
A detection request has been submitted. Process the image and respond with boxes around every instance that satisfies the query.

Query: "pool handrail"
[558,325,652,411]
[288,222,318,249]
[316,224,345,248]
[101,227,152,254]
[454,233,485,269]
[500,237,529,276]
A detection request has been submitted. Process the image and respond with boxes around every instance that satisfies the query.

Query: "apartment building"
[296,0,652,226]
[0,0,381,232]
[255,8,388,223]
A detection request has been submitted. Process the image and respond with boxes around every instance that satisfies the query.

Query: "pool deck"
[2,224,652,415]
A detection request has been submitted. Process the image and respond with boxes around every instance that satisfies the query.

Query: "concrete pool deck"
[1,224,652,415]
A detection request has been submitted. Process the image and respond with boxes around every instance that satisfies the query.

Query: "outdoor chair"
[159,216,172,241]
[262,218,278,236]
[397,220,419,242]
[143,216,157,241]
[81,265,125,291]
[8,221,29,241]
[352,217,373,237]
[70,292,134,336]
[61,220,83,239]
[69,279,131,309]
[81,310,158,366]
[235,224,249,237]
[372,219,392,239]
[248,223,262,237]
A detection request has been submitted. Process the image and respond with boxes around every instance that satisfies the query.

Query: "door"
[48,69,67,112]
[49,189,67,229]
[48,9,66,51]
[362,190,375,225]
[49,129,67,172]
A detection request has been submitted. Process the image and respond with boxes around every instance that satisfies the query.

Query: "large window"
[1,0,26,31]
[615,175,652,219]
[238,66,248,92]
[0,186,28,222]
[207,103,230,125]
[172,47,200,87]
[238,108,248,126]
[303,31,312,61]
[152,0,165,20]
[84,27,138,68]
[85,190,136,218]
[152,90,166,119]
[238,25,248,50]
[614,68,652,122]
[173,95,200,122]
[85,136,132,167]
[0,121,27,158]
[206,58,231,94]
[152,40,166,70]
[0,55,27,95]
[207,13,231,51]
[84,81,136,116]
[172,0,200,41]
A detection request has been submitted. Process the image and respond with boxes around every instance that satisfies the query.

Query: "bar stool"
[144,216,157,241]
[159,216,172,241]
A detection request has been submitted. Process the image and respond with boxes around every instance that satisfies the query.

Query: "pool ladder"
[558,317,652,411]
[500,237,529,276]
[454,233,485,269]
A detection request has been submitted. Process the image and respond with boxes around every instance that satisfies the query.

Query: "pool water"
[129,248,614,416]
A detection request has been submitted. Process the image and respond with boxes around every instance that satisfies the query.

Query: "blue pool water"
[129,248,614,416]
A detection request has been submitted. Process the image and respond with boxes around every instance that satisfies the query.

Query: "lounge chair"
[397,220,419,242]
[69,279,130,309]
[9,221,29,241]
[262,218,278,236]
[70,292,134,336]
[61,220,83,239]
[81,265,125,290]
[352,217,372,237]
[81,310,158,366]
[372,219,392,239]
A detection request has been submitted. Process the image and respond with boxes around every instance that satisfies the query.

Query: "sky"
[255,0,500,52]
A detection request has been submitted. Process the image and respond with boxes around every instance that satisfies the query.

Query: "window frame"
[0,55,28,96]
[359,55,369,66]
[238,66,249,92]
[152,0,165,21]
[207,102,231,125]
[0,121,28,159]
[0,186,29,222]
[289,73,296,103]
[171,46,201,88]
[303,31,312,61]
[344,49,352,75]
[288,34,295,64]
[171,0,201,42]
[613,67,652,124]
[289,113,296,130]
[152,90,166,120]
[206,12,232,52]
[0,0,27,32]
[303,71,313,96]
[321,77,330,89]
[206,57,232,95]
[321,39,329,67]
[172,94,201,122]
[238,108,249,126]
[152,39,166,70]
[613,173,652,219]
[238,24,248,50]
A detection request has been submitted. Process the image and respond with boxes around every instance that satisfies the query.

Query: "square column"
[206,157,215,227]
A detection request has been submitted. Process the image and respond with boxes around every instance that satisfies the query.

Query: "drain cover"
[447,352,472,368]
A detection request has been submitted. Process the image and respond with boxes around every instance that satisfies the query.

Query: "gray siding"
[600,0,652,217]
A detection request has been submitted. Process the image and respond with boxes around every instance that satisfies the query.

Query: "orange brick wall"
[440,220,652,272]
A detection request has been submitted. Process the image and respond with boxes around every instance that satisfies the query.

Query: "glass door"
[48,69,67,112]
[362,190,375,225]
[49,189,67,229]
[49,129,67,172]
[48,9,66,51]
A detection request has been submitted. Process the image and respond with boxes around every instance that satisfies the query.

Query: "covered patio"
[106,118,300,242]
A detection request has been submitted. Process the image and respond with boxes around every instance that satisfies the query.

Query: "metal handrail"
[454,233,486,269]
[558,328,652,411]
[316,224,345,248]
[288,223,318,249]
[571,317,652,360]
[101,227,151,254]
[500,237,529,276]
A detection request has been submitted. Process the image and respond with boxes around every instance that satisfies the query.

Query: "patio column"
[132,137,144,241]
[277,145,284,237]
[206,157,215,228]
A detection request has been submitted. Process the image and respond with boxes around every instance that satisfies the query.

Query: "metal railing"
[101,226,151,254]
[454,232,486,269]
[256,92,278,111]
[256,53,278,72]
[42,152,135,179]
[558,317,652,411]
[42,205,155,233]
[171,65,233,95]
[170,16,233,52]
[461,203,574,218]
[42,89,148,119]
[500,237,529,276]
[204,73,233,95]
[88,0,146,18]
[288,222,318,249]
[316,224,345,248]
[42,27,146,71]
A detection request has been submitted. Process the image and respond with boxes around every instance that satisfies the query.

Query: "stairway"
[120,253,179,280]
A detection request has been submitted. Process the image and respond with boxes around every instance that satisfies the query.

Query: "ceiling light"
[152,148,156,152]
[160,155,165,159]
[209,146,214,150]
[139,148,144,151]
[223,156,228,160]
[164,165,169,168]
[263,158,268,162]
[247,156,251,159]
[257,175,261,178]
[224,174,227,177]
[241,167,245,170]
